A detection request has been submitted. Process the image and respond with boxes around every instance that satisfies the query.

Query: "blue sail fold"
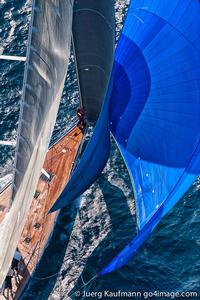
[49,82,112,213]
[100,0,200,274]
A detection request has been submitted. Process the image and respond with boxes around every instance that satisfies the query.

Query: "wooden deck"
[0,125,84,299]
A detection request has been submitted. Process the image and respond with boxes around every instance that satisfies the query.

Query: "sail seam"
[73,9,113,30]
[132,8,200,54]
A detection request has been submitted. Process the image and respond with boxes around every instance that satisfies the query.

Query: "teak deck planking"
[0,125,84,299]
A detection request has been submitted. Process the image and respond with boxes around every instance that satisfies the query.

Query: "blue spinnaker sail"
[99,0,200,275]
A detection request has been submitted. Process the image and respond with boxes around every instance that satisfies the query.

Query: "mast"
[0,0,74,287]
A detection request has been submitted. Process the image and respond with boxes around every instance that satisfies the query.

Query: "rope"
[80,274,97,287]
[31,271,98,284]
[31,271,61,281]
[68,274,98,298]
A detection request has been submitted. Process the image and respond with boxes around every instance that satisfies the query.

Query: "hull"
[0,125,84,299]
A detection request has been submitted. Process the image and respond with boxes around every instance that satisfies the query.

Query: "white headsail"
[0,0,74,286]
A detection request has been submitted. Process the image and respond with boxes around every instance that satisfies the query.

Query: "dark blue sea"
[0,1,200,299]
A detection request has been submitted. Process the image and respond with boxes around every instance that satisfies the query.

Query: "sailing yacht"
[0,0,200,298]
[0,0,115,298]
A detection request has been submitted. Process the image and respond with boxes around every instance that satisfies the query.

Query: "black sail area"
[72,0,115,123]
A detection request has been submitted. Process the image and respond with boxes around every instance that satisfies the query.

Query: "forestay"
[0,0,73,286]
[100,0,200,275]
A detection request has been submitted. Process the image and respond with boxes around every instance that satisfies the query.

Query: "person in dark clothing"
[11,257,21,285]
[5,276,12,290]
[3,268,14,298]
[76,107,86,131]
[12,258,19,272]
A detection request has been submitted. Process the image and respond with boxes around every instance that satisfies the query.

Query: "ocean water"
[0,1,200,299]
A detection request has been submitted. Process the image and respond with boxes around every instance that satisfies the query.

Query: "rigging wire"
[31,270,98,300]
[68,274,98,298]
[71,34,83,108]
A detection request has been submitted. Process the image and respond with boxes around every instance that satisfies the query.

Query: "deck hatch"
[40,168,54,183]
[33,190,40,199]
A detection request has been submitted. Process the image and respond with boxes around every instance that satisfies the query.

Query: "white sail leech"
[0,0,74,287]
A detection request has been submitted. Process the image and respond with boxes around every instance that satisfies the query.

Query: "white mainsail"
[0,0,74,286]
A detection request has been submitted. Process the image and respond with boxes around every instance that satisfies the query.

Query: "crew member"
[12,250,21,275]
[4,267,14,298]
[76,107,86,131]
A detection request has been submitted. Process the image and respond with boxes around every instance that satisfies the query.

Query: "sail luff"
[0,0,74,287]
